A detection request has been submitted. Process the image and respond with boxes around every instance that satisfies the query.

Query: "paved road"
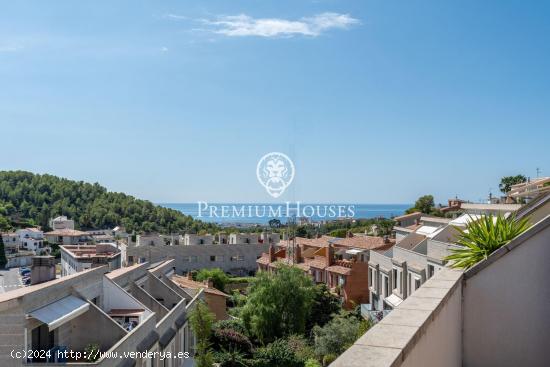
[0,268,24,293]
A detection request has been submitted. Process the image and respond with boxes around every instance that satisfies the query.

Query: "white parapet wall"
[331,268,463,367]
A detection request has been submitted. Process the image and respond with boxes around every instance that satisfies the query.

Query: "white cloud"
[0,45,23,53]
[161,46,169,52]
[164,14,189,20]
[201,12,359,38]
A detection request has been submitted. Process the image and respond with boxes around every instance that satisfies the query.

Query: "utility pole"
[536,167,541,178]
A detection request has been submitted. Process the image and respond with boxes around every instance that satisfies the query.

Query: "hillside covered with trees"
[0,171,218,233]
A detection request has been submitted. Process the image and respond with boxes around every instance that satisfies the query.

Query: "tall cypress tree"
[0,234,7,268]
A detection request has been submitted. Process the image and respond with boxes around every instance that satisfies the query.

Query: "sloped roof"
[171,275,229,297]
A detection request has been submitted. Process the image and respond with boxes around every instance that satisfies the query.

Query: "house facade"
[0,259,201,367]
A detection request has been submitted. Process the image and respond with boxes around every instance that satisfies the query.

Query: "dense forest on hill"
[0,171,218,233]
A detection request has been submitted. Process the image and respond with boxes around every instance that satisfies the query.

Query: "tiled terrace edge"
[331,268,463,367]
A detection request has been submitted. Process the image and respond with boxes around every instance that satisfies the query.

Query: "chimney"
[383,235,390,244]
[294,244,302,263]
[187,272,193,280]
[269,243,276,262]
[30,256,56,285]
[282,231,288,241]
[204,278,214,288]
[326,243,334,267]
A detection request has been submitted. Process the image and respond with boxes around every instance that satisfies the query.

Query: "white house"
[49,215,75,230]
[16,228,46,253]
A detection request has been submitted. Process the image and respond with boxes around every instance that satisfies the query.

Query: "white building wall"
[462,216,550,367]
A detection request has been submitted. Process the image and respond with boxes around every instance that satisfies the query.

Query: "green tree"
[190,301,215,367]
[241,265,315,344]
[0,215,11,232]
[268,219,281,228]
[306,284,341,330]
[499,175,527,194]
[196,268,229,291]
[0,233,7,268]
[252,339,303,367]
[0,170,218,234]
[312,312,364,359]
[328,228,348,238]
[414,195,435,214]
[445,214,531,269]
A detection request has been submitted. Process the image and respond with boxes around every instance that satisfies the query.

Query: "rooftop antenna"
[536,167,541,178]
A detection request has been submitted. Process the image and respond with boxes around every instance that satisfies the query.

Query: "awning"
[345,249,364,255]
[384,293,403,308]
[28,296,89,331]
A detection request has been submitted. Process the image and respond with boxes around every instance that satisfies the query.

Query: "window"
[368,268,373,287]
[415,278,421,291]
[230,255,245,261]
[338,275,345,286]
[183,256,198,263]
[210,255,223,262]
[383,275,389,297]
[428,265,435,279]
[392,269,398,290]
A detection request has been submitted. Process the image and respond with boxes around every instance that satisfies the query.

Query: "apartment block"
[0,259,201,367]
[257,235,394,309]
[60,243,122,276]
[331,196,550,367]
[127,242,270,276]
[183,234,214,246]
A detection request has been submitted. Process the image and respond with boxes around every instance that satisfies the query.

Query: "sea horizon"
[159,203,411,225]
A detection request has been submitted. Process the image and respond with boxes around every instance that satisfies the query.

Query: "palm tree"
[445,214,531,269]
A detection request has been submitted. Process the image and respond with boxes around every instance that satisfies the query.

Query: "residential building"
[171,273,229,320]
[135,233,165,247]
[257,235,394,309]
[368,216,452,312]
[507,176,550,202]
[49,215,75,230]
[183,234,214,246]
[16,228,46,253]
[441,200,521,217]
[331,204,550,367]
[60,243,122,276]
[44,229,91,246]
[0,259,200,367]
[229,233,259,244]
[392,212,423,242]
[1,232,20,254]
[127,242,269,276]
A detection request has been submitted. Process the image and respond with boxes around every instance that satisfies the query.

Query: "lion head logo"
[257,152,295,198]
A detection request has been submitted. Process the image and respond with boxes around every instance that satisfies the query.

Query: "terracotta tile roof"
[305,257,327,270]
[301,247,318,258]
[171,275,229,297]
[295,262,311,272]
[256,255,271,265]
[326,265,352,275]
[279,236,334,248]
[330,236,395,250]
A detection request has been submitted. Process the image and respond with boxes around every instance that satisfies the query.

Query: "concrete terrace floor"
[0,268,24,293]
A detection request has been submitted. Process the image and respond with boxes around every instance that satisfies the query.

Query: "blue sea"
[159,203,410,226]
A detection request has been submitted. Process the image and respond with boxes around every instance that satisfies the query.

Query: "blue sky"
[0,0,548,204]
